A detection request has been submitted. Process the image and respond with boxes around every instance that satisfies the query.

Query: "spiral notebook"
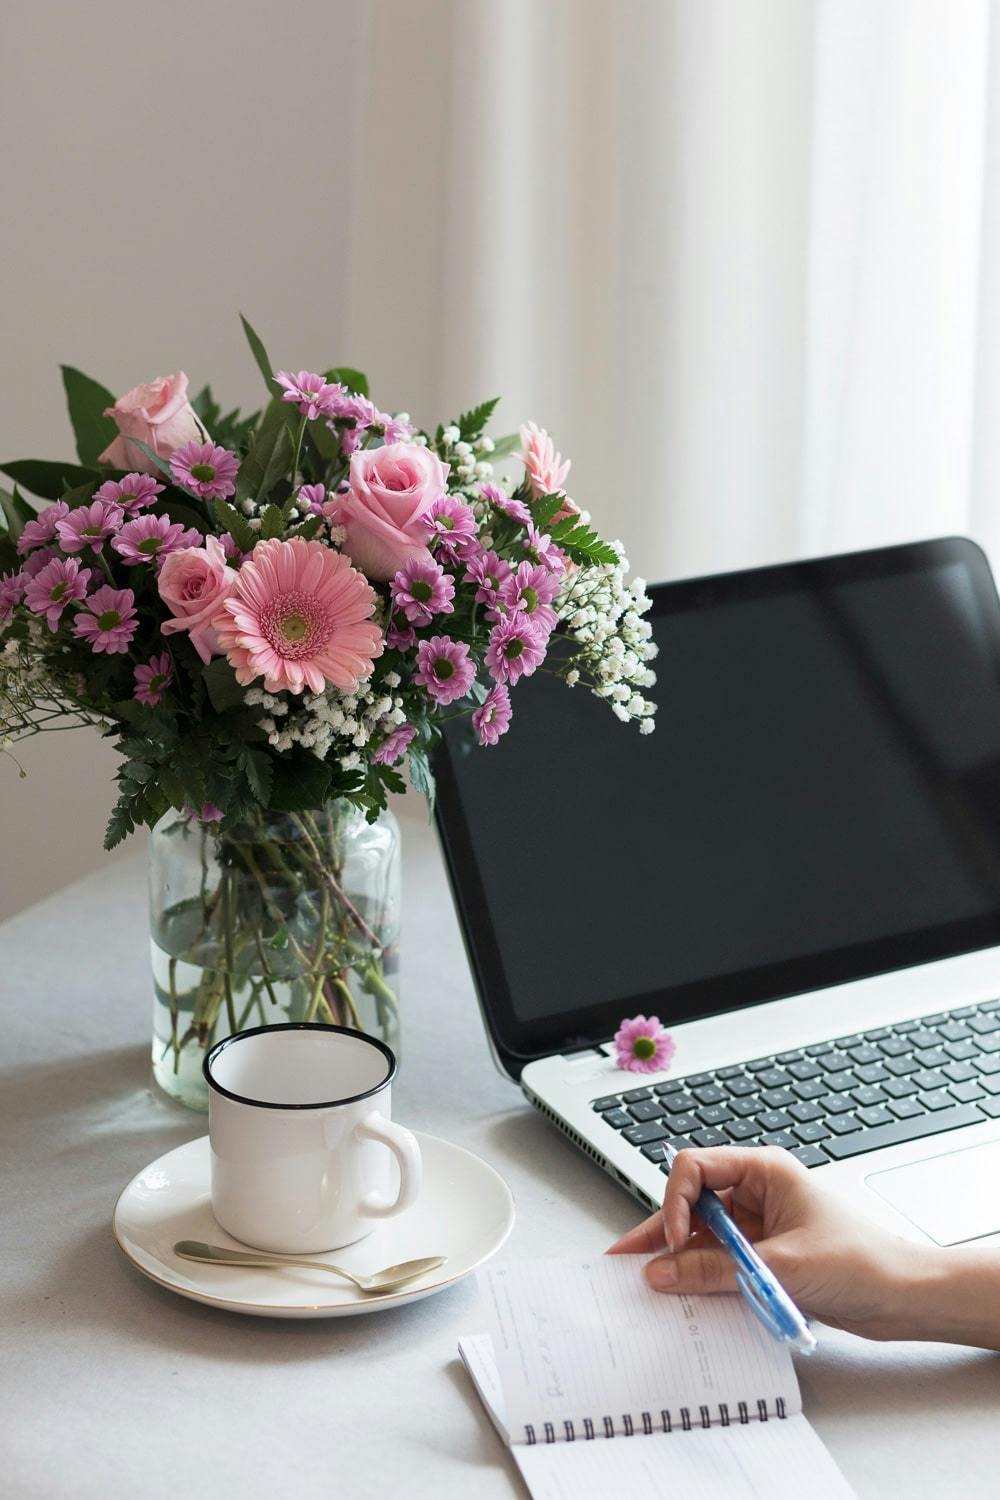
[459,1257,857,1500]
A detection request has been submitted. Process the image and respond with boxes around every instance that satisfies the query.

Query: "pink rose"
[99,372,203,474]
[158,536,237,664]
[331,442,449,581]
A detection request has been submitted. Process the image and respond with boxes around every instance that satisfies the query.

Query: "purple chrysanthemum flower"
[481,482,532,525]
[184,803,224,824]
[23,556,91,632]
[498,560,560,634]
[464,547,512,606]
[72,585,137,654]
[378,412,415,443]
[274,370,345,420]
[414,635,475,705]
[613,1014,677,1075]
[386,619,417,651]
[169,441,239,500]
[426,495,477,562]
[17,500,70,556]
[524,527,567,575]
[219,532,250,565]
[372,722,417,766]
[134,652,174,706]
[94,473,165,516]
[20,546,59,579]
[55,499,124,555]
[0,571,25,621]
[112,514,201,567]
[485,615,548,685]
[296,483,329,516]
[391,557,455,625]
[471,683,512,747]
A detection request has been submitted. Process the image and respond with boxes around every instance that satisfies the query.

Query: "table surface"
[3,805,997,1500]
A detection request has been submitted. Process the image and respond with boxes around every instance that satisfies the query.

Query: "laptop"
[433,536,1000,1249]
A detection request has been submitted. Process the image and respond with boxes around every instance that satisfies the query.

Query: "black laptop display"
[434,538,1000,1077]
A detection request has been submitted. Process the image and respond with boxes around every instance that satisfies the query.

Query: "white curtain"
[341,0,997,583]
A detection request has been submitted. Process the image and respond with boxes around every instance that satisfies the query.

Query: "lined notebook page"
[484,1257,800,1443]
[515,1415,858,1500]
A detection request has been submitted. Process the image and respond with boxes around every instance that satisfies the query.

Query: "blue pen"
[662,1143,817,1354]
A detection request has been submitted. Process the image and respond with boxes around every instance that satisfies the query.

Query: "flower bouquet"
[0,317,657,1106]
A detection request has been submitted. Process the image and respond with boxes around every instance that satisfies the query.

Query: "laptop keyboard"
[591,996,1000,1172]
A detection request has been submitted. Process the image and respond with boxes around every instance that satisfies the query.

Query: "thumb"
[645,1246,738,1295]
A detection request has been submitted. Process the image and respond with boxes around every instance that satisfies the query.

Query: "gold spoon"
[174,1239,446,1293]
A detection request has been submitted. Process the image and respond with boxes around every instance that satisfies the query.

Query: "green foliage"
[202,658,245,714]
[528,492,568,531]
[192,385,259,453]
[60,478,100,510]
[407,745,436,812]
[259,503,285,541]
[457,397,499,443]
[213,498,255,553]
[548,513,621,566]
[489,432,520,460]
[268,752,334,812]
[0,459,100,500]
[0,485,36,541]
[235,399,292,503]
[61,367,118,466]
[327,367,369,397]
[239,746,274,805]
[240,313,278,396]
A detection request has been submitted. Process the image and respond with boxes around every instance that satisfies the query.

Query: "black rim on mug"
[202,1022,398,1111]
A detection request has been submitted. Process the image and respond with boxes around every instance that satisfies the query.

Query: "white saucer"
[113,1132,515,1319]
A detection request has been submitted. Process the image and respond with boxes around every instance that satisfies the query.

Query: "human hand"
[608,1146,935,1342]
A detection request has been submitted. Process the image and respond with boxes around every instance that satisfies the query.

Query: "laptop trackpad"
[866,1139,1000,1246]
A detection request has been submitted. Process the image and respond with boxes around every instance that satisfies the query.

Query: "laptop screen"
[433,538,1000,1072]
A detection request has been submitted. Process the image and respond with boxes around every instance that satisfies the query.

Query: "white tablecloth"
[2,806,997,1499]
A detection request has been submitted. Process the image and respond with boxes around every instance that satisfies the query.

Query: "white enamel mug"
[203,1023,421,1253]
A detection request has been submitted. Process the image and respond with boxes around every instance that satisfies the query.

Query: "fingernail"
[647,1255,678,1290]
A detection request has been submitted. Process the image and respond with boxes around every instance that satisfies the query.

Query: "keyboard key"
[888,1097,924,1120]
[949,1005,977,1018]
[948,1080,986,1103]
[757,1068,793,1089]
[776,1049,803,1063]
[622,1088,652,1103]
[761,1087,795,1108]
[983,1075,1000,1095]
[980,1097,1000,1118]
[883,1076,919,1099]
[665,1135,695,1152]
[979,1034,1000,1054]
[663,1092,697,1115]
[856,1104,893,1128]
[665,1112,698,1133]
[915,1047,948,1069]
[745,1056,776,1073]
[838,1032,866,1049]
[787,1060,823,1081]
[691,1127,729,1148]
[854,1063,890,1085]
[819,1092,854,1114]
[846,1044,881,1066]
[788,1101,823,1123]
[603,1110,631,1130]
[791,1144,830,1167]
[654,1079,685,1095]
[624,1121,669,1146]
[793,1121,830,1144]
[685,1072,714,1088]
[826,1112,862,1135]
[697,1103,735,1127]
[944,1040,979,1062]
[641,1141,670,1162]
[628,1100,666,1122]
[728,1075,759,1097]
[969,1012,1000,1035]
[826,1069,858,1091]
[893,1019,920,1033]
[943,1060,977,1083]
[726,1119,760,1141]
[877,1036,912,1058]
[792,1079,826,1101]
[730,1096,761,1118]
[864,1026,892,1040]
[981,1054,1000,1074]
[761,1130,797,1149]
[922,1012,949,1026]
[884,1055,920,1076]
[593,1095,622,1111]
[805,1041,837,1056]
[692,1084,726,1105]
[851,1084,887,1107]
[980,997,1000,1012]
[822,1103,984,1159]
[920,1089,956,1112]
[910,1029,941,1050]
[757,1109,792,1131]
[716,1065,744,1079]
[912,1068,946,1092]
[938,1021,971,1043]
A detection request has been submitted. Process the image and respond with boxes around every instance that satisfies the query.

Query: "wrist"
[889,1244,1000,1350]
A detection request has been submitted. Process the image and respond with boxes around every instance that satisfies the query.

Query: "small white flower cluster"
[439,427,495,490]
[556,550,658,732]
[0,637,100,748]
[244,672,407,768]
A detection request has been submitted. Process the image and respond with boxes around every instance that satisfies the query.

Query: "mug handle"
[353,1111,422,1219]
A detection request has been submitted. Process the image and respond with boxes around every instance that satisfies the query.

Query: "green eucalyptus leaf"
[326,367,369,397]
[60,478,100,510]
[61,366,117,466]
[240,313,277,395]
[235,399,292,504]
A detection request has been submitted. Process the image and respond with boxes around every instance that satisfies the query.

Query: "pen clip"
[735,1268,787,1343]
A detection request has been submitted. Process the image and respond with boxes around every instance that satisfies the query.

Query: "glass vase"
[148,801,401,1109]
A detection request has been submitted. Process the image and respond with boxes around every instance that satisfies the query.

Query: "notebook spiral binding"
[523,1395,787,1445]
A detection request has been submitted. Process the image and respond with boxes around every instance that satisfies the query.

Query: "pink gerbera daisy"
[72,585,138,654]
[463,547,512,605]
[426,495,477,562]
[170,441,239,500]
[112,514,201,567]
[134,652,174,706]
[414,635,475,705]
[274,371,344,420]
[485,615,548,685]
[214,537,383,695]
[23,556,91,631]
[94,473,164,516]
[390,556,455,625]
[0,571,25,621]
[372,722,416,766]
[17,500,70,556]
[480,482,532,526]
[55,499,123,555]
[471,683,512,747]
[612,1015,676,1075]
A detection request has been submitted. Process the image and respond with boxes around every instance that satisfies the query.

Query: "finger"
[646,1245,739,1295]
[683,1207,764,1252]
[607,1209,668,1255]
[663,1147,803,1250]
